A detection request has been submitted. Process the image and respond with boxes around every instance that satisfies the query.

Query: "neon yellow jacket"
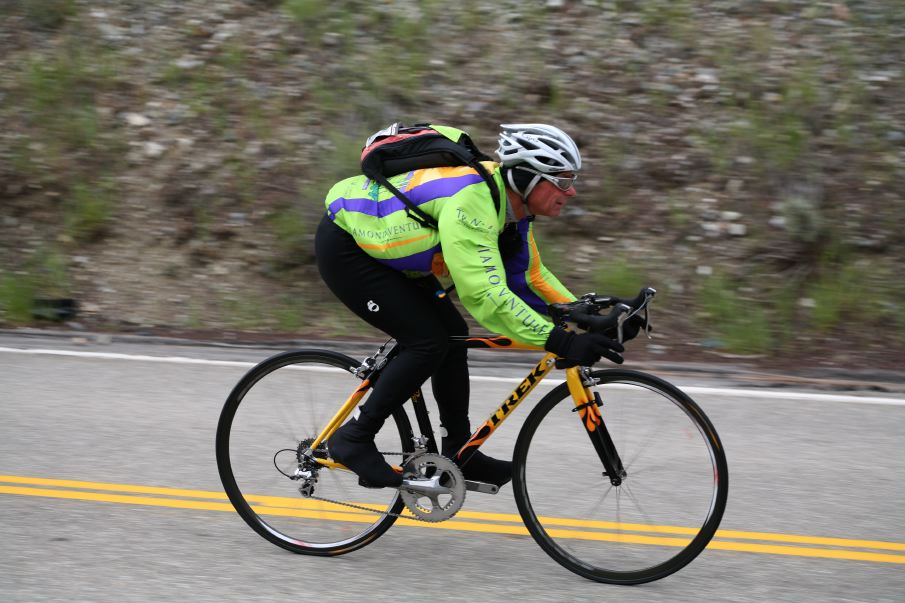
[324,162,575,346]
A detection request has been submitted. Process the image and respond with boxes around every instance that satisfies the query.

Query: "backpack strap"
[374,163,501,232]
[371,173,439,230]
[470,160,503,219]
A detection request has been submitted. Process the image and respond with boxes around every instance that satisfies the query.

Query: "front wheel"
[216,349,414,555]
[513,369,728,584]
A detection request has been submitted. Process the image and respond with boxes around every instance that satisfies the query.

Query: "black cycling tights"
[315,215,472,439]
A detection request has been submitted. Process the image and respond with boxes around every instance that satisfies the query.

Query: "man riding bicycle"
[315,123,633,489]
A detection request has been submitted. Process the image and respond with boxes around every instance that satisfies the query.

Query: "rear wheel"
[513,369,728,584]
[216,350,414,555]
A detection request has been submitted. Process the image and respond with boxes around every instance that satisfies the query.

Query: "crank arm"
[400,475,452,495]
[465,480,499,495]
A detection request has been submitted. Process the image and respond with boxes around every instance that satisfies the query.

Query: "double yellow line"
[2,474,904,565]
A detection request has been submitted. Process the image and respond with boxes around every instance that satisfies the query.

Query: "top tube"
[448,335,545,351]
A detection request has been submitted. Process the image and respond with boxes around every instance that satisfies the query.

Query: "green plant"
[8,0,78,29]
[273,294,307,331]
[593,257,648,298]
[215,42,248,71]
[65,182,114,243]
[0,247,71,325]
[29,247,70,296]
[697,273,771,354]
[221,293,269,330]
[269,205,312,269]
[0,272,35,324]
[809,263,868,333]
[282,0,330,24]
[780,196,825,245]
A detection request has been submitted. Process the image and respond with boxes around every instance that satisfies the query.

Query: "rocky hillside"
[1,0,903,371]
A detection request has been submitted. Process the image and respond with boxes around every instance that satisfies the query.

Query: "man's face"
[526,173,576,217]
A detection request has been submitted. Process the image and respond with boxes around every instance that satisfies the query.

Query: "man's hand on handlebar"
[544,327,624,368]
[605,314,650,343]
[546,287,656,365]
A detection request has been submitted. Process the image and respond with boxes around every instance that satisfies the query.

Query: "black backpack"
[360,123,502,229]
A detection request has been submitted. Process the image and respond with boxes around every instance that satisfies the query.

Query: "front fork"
[566,367,626,486]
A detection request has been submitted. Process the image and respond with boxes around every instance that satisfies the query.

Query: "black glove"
[545,327,625,367]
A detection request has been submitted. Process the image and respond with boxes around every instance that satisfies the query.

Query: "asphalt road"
[2,334,904,602]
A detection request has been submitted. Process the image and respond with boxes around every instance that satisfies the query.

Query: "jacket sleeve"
[437,185,555,348]
[506,221,576,314]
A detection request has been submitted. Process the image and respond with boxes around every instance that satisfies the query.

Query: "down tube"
[454,353,558,466]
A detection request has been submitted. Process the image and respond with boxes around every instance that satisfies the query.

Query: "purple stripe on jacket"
[503,219,549,315]
[328,172,484,218]
[374,245,441,273]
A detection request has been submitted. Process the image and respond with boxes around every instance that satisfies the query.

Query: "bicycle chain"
[304,451,437,523]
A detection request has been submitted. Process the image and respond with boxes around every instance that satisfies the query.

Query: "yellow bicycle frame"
[309,337,602,472]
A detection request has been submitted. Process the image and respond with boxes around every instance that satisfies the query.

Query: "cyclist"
[315,123,630,489]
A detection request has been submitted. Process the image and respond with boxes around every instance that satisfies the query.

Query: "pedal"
[464,480,499,495]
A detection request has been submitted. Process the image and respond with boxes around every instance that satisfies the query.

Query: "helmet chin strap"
[505,167,542,218]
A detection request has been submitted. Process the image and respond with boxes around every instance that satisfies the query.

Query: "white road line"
[2,346,904,406]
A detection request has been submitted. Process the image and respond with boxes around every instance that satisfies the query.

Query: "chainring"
[400,453,466,523]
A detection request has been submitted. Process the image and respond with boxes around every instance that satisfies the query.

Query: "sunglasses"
[516,167,578,192]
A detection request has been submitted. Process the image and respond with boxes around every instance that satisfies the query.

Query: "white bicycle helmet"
[495,123,582,173]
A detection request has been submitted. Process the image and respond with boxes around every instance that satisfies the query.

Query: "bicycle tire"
[216,349,414,555]
[512,369,728,584]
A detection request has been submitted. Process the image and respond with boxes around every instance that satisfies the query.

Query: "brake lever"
[614,303,631,344]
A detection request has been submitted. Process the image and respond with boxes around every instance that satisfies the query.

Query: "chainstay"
[305,451,435,523]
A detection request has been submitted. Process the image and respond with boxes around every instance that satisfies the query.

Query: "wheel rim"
[516,373,726,581]
[219,353,407,551]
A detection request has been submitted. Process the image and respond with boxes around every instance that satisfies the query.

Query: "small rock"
[144,142,166,158]
[769,216,787,228]
[815,18,847,27]
[228,212,249,226]
[694,69,720,85]
[799,298,816,309]
[123,112,151,127]
[728,223,747,236]
[174,56,204,69]
[321,32,341,47]
[721,211,742,221]
[696,265,713,276]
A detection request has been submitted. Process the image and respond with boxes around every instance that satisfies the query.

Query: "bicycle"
[215,287,729,584]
